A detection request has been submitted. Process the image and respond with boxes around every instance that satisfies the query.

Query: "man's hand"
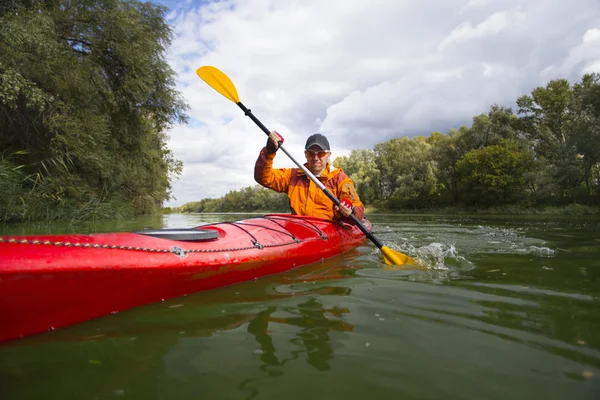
[266,131,284,153]
[335,199,354,218]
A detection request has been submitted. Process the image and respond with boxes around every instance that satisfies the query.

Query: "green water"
[1,213,599,399]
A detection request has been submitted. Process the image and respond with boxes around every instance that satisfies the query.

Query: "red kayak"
[0,214,370,342]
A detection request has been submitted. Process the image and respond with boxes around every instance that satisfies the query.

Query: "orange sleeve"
[337,176,365,221]
[254,147,292,193]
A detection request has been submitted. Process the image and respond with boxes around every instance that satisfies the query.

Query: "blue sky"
[150,0,600,207]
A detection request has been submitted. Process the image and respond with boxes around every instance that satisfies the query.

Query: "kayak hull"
[0,214,369,342]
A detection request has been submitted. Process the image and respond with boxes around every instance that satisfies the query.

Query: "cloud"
[319,63,523,144]
[459,0,494,13]
[541,28,600,78]
[584,28,600,43]
[439,9,526,51]
[156,0,600,206]
[584,60,600,74]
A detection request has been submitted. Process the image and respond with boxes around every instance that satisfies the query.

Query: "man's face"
[305,145,330,175]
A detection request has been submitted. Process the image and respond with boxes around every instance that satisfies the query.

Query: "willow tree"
[0,0,187,220]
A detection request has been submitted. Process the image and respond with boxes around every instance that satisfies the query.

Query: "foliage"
[333,149,380,203]
[455,141,534,206]
[178,185,289,214]
[517,74,600,203]
[0,0,187,222]
[373,136,439,209]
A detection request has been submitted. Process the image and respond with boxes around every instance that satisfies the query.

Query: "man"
[254,131,364,222]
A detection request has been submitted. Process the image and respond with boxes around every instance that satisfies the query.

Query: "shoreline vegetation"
[1,1,186,223]
[1,1,599,224]
[163,196,599,217]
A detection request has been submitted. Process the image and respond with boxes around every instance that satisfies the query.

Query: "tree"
[571,73,600,198]
[374,136,439,208]
[0,0,187,220]
[517,75,600,203]
[464,105,522,150]
[333,149,381,204]
[429,128,469,204]
[517,79,573,158]
[178,185,289,214]
[455,141,534,206]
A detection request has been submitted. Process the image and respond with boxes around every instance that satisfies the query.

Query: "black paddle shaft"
[235,101,386,250]
[237,102,271,136]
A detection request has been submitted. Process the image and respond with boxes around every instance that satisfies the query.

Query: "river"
[1,213,599,399]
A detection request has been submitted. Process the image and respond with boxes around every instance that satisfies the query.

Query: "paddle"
[196,66,415,266]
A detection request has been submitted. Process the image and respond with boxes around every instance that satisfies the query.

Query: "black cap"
[304,133,330,151]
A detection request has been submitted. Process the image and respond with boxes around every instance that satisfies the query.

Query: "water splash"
[368,219,558,284]
[525,246,556,257]
[362,241,476,283]
[386,241,475,272]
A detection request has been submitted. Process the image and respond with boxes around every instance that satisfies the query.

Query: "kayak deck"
[0,214,370,342]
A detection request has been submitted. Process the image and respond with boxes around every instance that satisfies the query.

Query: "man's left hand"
[335,199,354,218]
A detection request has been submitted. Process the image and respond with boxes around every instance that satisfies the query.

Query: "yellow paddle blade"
[196,66,240,103]
[381,245,415,266]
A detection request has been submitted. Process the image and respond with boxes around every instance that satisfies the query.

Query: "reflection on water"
[241,295,352,398]
[248,296,352,373]
[1,213,600,400]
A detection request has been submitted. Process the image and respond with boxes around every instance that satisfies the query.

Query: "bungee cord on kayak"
[0,215,334,255]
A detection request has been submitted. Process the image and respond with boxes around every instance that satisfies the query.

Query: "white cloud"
[439,9,526,51]
[541,27,600,79]
[583,60,600,74]
[156,0,600,206]
[583,28,600,43]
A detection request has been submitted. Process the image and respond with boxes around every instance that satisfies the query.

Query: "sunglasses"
[305,150,330,158]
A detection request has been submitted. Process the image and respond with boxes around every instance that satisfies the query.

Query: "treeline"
[2,1,598,221]
[336,74,600,209]
[174,186,290,214]
[179,74,599,214]
[0,0,186,222]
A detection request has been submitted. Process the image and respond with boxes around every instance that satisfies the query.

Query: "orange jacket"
[254,147,365,222]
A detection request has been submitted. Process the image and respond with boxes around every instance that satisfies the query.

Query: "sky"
[151,0,600,207]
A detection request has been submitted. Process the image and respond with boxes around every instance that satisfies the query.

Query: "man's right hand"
[266,131,284,153]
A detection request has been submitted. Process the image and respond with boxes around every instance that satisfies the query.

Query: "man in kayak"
[254,131,365,223]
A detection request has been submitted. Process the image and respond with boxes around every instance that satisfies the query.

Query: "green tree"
[463,105,522,150]
[178,185,289,214]
[517,75,600,203]
[571,73,600,198]
[333,149,380,204]
[429,129,467,204]
[374,136,439,208]
[0,0,187,221]
[455,141,534,206]
[517,79,573,159]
